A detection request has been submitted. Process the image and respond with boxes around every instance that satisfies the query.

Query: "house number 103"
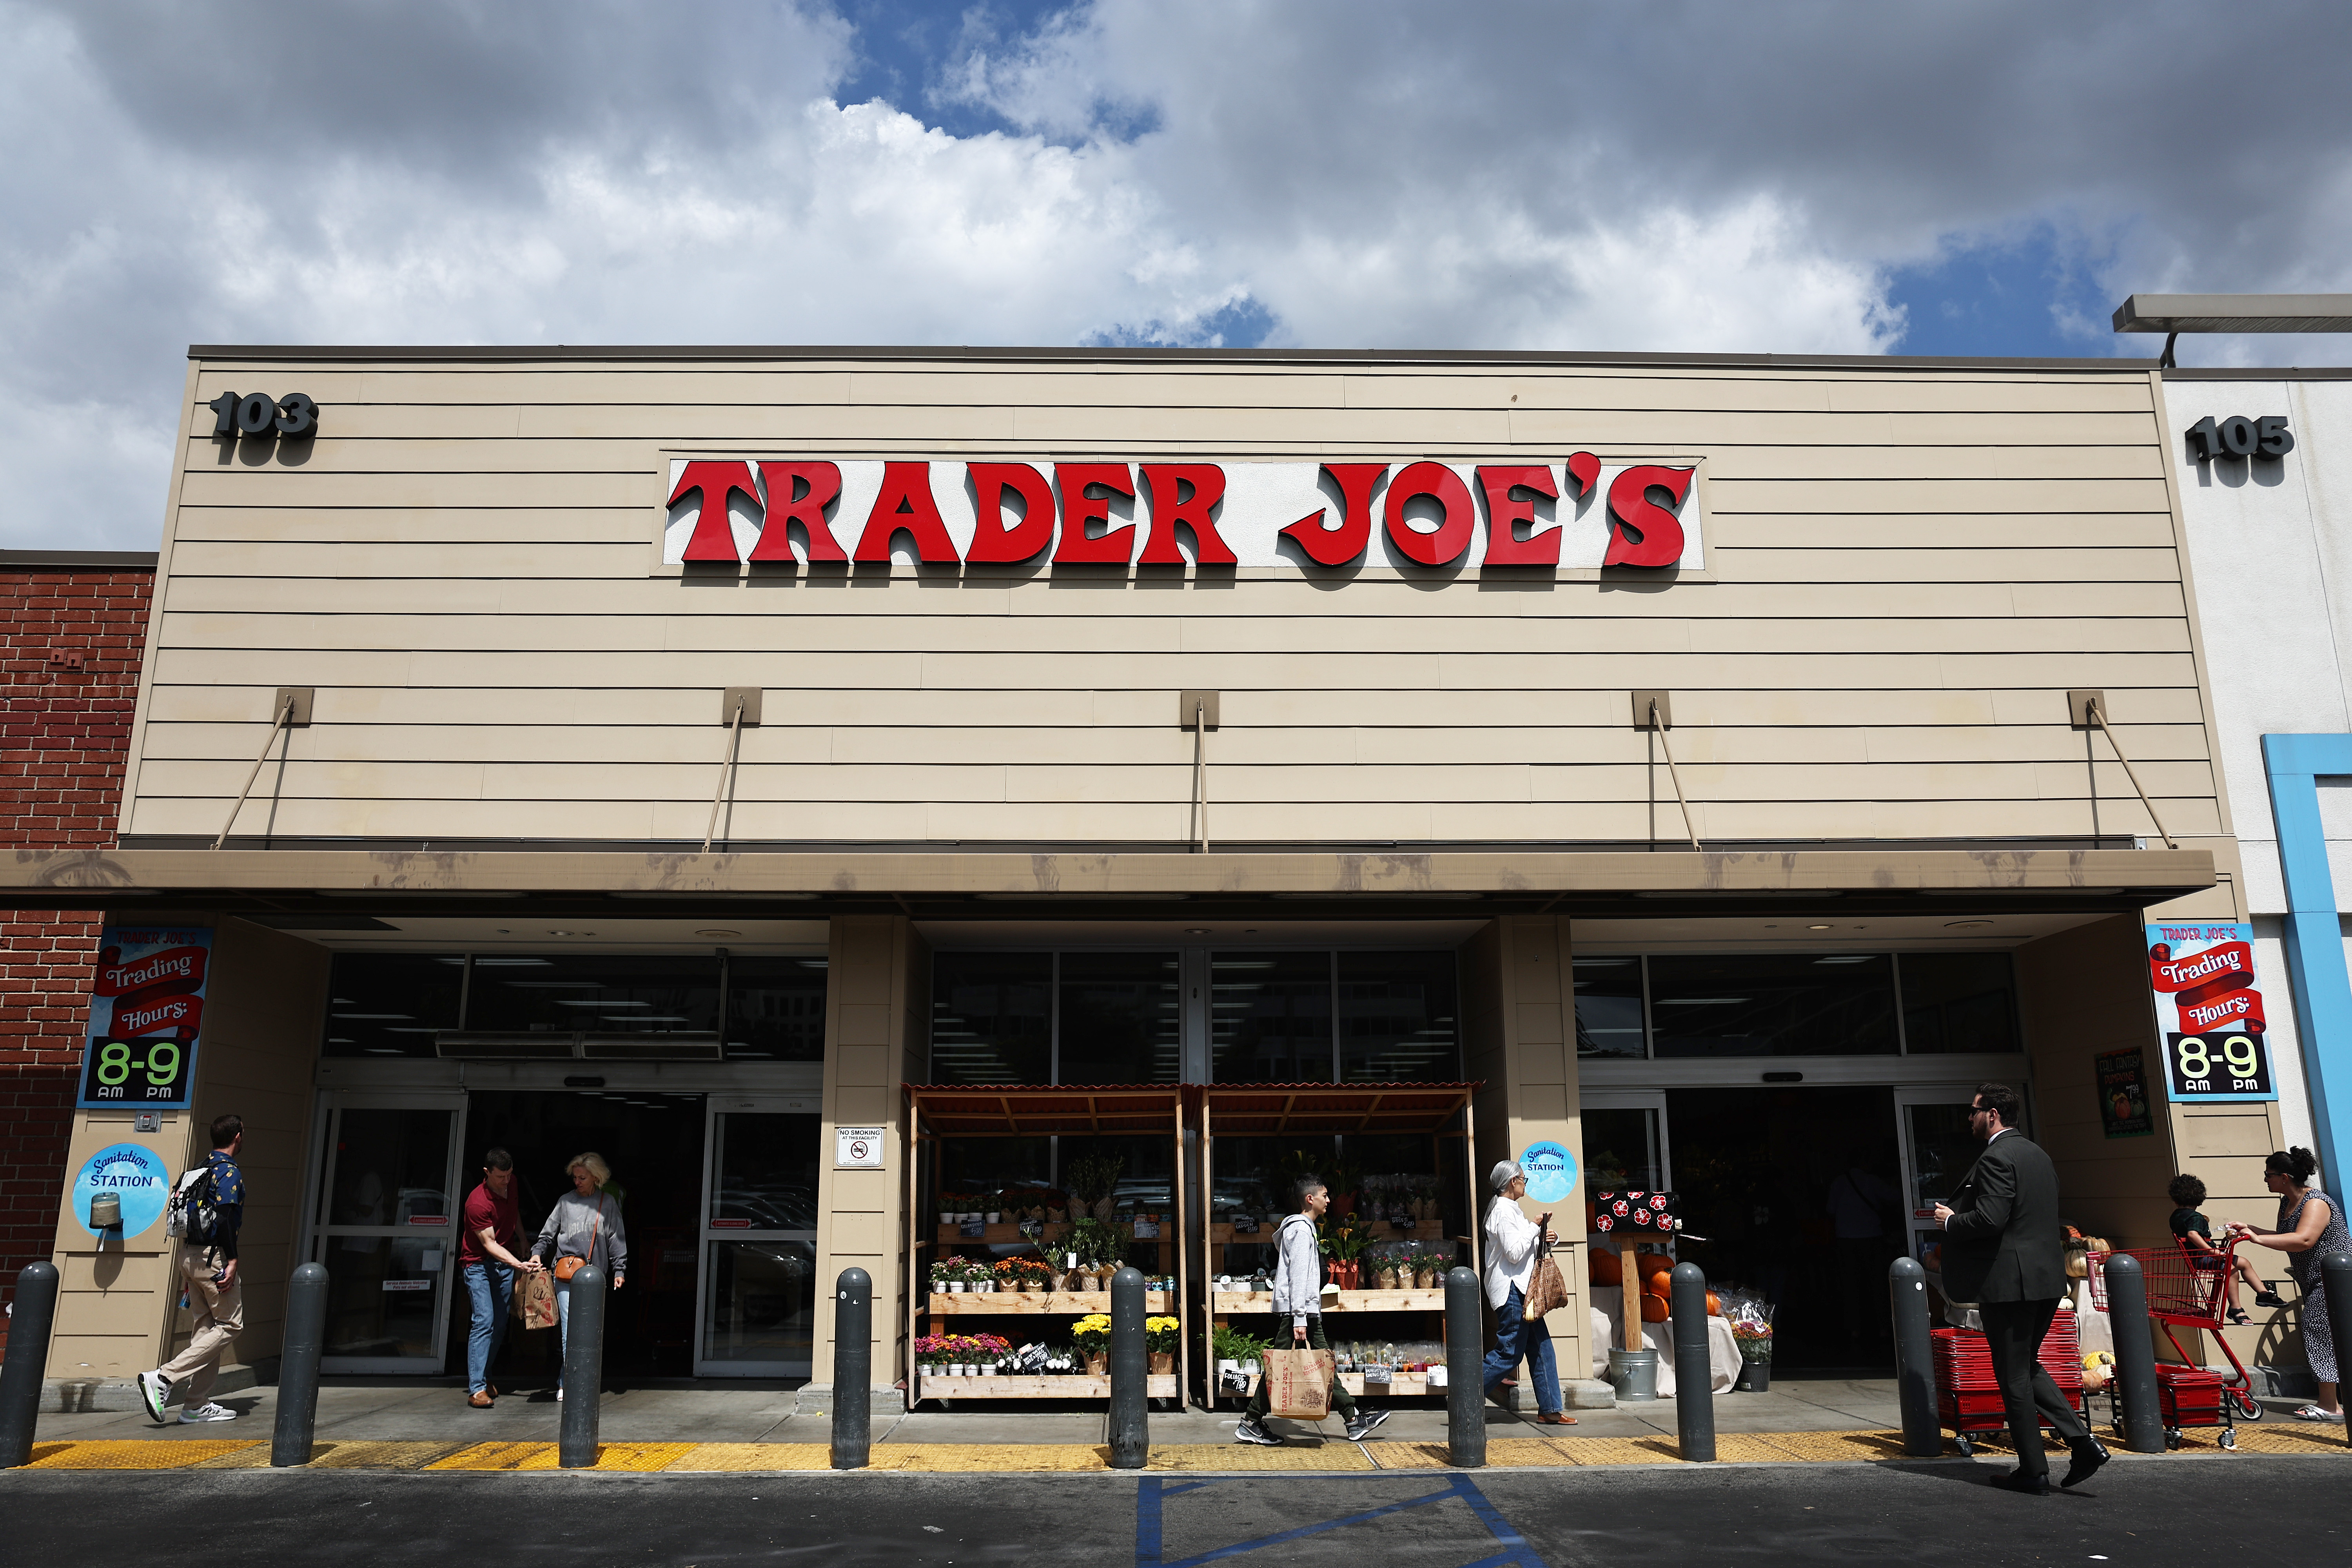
[208,391,318,438]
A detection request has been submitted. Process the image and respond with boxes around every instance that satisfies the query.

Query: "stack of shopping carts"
[1930,1317,2088,1456]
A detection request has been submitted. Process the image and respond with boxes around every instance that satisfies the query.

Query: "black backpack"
[165,1164,224,1246]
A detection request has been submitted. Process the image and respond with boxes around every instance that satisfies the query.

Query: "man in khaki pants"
[137,1114,247,1424]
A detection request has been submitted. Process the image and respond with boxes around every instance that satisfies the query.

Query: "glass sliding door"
[1895,1083,2024,1270]
[696,1096,821,1375]
[310,1091,466,1374]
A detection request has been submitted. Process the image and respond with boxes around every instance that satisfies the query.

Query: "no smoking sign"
[835,1125,886,1169]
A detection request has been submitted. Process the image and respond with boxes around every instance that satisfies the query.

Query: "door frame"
[304,1088,470,1376]
[693,1091,822,1377]
[1891,1081,2031,1263]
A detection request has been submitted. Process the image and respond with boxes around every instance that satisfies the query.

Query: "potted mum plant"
[1145,1314,1181,1375]
[1071,1312,1113,1376]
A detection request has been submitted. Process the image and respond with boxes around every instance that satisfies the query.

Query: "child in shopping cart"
[2168,1174,2284,1325]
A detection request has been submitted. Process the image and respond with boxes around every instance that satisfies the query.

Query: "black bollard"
[558,1263,606,1469]
[1889,1256,1940,1457]
[1445,1265,1486,1468]
[270,1261,329,1467]
[2323,1255,2352,1447]
[1107,1266,1148,1469]
[1668,1262,1715,1462]
[2102,1253,2164,1454]
[0,1262,60,1468]
[831,1267,872,1470]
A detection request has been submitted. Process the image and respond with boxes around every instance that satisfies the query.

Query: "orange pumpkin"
[1636,1251,1674,1279]
[1706,1291,1722,1316]
[1644,1269,1673,1301]
[1639,1295,1669,1323]
[1589,1248,1623,1286]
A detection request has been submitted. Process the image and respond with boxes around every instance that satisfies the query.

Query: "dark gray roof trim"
[188,343,2161,373]
[0,550,159,568]
[2163,366,2352,381]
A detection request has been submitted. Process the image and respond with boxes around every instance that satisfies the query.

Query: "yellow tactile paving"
[22,1440,260,1470]
[664,1443,836,1471]
[13,1425,2348,1474]
[425,1441,696,1472]
[871,1443,1112,1472]
[1146,1441,1373,1472]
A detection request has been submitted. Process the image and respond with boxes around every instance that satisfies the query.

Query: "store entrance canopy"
[902,1083,1184,1136]
[1191,1082,1479,1136]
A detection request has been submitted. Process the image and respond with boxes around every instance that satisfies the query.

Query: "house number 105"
[2185,414,2292,462]
[208,391,318,438]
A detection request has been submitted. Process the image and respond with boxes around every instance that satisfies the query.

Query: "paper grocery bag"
[1261,1346,1336,1421]
[512,1267,559,1330]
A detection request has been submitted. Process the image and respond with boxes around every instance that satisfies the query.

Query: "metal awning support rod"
[2085,695,2180,850]
[1634,691,1702,852]
[1181,691,1218,855]
[212,691,296,850]
[703,693,750,855]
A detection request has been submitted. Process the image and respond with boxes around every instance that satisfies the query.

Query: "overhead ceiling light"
[1808,924,1833,931]
[1185,928,1210,935]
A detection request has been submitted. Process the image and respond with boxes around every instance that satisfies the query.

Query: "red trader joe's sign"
[79,926,212,1110]
[661,457,1704,573]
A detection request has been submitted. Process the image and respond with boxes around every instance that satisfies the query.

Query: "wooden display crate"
[916,1373,1179,1399]
[1211,1289,1446,1313]
[926,1291,1171,1314]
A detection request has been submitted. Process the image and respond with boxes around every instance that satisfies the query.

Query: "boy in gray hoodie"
[1234,1176,1388,1445]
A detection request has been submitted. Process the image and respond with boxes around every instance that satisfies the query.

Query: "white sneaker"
[178,1401,237,1423]
[136,1370,172,1424]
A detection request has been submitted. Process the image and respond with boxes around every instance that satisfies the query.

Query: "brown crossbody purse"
[552,1197,604,1282]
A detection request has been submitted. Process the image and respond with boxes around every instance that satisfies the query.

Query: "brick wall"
[0,562,153,1298]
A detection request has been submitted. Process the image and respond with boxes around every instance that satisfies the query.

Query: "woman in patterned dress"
[2228,1147,2350,1421]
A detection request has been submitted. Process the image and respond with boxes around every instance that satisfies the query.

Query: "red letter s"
[1604,465,1693,568]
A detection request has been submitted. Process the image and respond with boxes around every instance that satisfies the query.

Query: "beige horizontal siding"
[132,356,2220,848]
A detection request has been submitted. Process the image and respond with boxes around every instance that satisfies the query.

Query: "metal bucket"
[1606,1346,1660,1402]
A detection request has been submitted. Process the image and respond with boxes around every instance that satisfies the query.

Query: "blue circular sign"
[1517,1140,1578,1204]
[73,1143,171,1238]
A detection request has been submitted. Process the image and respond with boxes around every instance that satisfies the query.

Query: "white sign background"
[835,1125,886,1169]
[663,458,1704,572]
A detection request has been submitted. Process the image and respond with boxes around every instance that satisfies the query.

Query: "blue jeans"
[463,1261,513,1395]
[1483,1283,1561,1416]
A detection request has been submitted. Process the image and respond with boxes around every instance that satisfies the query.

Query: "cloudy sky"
[6,0,2351,549]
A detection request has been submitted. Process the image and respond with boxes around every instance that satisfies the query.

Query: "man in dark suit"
[1932,1082,2109,1495]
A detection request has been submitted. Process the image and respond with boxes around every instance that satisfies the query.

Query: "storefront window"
[929,952,1051,1083]
[1338,952,1459,1082]
[1898,952,2020,1054]
[463,955,721,1035]
[1572,957,1646,1058]
[1211,952,1333,1082]
[725,957,828,1061]
[321,953,465,1058]
[1647,953,1897,1057]
[1058,952,1181,1083]
[1582,1107,1665,1191]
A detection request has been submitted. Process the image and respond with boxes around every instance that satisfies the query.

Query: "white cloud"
[5,0,2352,546]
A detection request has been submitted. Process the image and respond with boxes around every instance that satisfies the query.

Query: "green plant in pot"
[1064,1153,1126,1222]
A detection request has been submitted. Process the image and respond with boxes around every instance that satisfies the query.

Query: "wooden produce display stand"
[1197,1082,1482,1405]
[904,1083,1186,1407]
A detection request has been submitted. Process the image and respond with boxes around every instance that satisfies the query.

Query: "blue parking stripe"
[1139,1474,1548,1568]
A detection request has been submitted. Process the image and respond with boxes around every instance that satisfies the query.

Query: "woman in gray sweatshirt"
[534,1151,627,1396]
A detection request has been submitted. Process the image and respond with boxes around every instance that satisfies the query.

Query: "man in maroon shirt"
[459,1148,543,1407]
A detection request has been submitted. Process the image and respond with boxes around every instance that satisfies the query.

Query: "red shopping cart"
[2085,1239,2264,1449]
[1931,1319,2088,1457]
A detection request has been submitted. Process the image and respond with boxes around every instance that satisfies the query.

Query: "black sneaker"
[1345,1409,1391,1442]
[1232,1417,1280,1446]
[2254,1289,2287,1308]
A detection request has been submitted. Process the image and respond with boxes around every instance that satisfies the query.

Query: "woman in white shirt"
[1482,1160,1569,1423]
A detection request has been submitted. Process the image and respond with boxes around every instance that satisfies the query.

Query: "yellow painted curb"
[666,1443,836,1472]
[872,1443,1111,1472]
[425,1441,696,1472]
[1149,1442,1372,1472]
[21,1440,261,1470]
